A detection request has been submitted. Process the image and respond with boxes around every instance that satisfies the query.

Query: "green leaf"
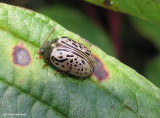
[130,16,160,51]
[0,3,160,118]
[144,56,160,88]
[37,5,114,55]
[85,0,160,24]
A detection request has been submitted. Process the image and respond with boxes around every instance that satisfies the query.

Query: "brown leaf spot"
[93,55,109,81]
[12,43,31,67]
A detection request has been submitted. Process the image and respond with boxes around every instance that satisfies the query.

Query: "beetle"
[39,27,95,77]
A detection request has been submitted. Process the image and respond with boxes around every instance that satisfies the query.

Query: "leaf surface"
[0,3,160,118]
[85,0,160,24]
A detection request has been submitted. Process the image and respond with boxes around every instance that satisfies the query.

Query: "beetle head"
[39,39,59,63]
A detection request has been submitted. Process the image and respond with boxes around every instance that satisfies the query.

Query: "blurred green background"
[0,0,159,87]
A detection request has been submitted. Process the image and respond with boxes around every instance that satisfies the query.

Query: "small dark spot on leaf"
[103,0,114,6]
[12,43,31,67]
[111,105,114,109]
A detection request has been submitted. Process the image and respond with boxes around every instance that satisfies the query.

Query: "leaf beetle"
[39,27,95,77]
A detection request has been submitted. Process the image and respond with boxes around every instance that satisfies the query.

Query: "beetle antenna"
[43,26,55,44]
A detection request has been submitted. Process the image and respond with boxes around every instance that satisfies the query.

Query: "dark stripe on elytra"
[70,50,93,68]
[61,41,94,67]
[67,47,93,68]
[57,48,70,52]
[51,56,68,63]
[72,43,78,47]
[66,55,74,57]
[56,48,93,68]
[61,41,92,62]
[85,52,90,56]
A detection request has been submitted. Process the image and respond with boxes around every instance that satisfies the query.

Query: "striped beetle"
[39,27,95,77]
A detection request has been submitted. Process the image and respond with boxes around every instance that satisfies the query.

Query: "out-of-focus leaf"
[37,5,115,56]
[85,0,160,24]
[144,56,160,88]
[0,3,160,118]
[130,16,160,51]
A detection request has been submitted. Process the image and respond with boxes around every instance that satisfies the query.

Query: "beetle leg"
[36,56,43,59]
[61,71,67,76]
[37,50,41,55]
[38,56,43,59]
[55,70,68,76]
[55,70,59,74]
[42,63,48,68]
[36,50,44,59]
